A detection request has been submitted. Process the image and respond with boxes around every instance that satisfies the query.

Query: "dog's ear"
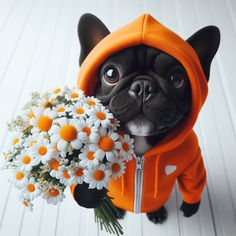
[78,13,110,66]
[186,26,220,82]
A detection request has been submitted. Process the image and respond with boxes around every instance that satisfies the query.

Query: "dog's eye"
[103,67,119,85]
[170,71,185,89]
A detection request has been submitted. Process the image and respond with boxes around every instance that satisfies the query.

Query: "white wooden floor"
[0,0,236,235]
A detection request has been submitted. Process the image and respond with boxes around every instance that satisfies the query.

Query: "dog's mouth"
[120,112,182,136]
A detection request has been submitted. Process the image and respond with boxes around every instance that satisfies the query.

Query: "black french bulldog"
[74,13,220,224]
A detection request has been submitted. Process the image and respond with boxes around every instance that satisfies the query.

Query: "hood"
[76,13,208,155]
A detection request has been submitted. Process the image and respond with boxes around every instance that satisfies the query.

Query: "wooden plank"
[193,0,236,235]
[0,0,35,84]
[0,0,17,32]
[112,0,144,29]
[0,0,50,234]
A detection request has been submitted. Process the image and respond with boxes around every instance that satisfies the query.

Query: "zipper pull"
[136,156,143,170]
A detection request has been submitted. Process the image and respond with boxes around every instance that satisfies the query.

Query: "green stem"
[94,197,124,236]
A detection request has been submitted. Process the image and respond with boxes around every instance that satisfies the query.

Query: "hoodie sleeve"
[177,147,206,204]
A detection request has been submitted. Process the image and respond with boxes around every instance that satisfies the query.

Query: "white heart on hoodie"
[165,165,177,175]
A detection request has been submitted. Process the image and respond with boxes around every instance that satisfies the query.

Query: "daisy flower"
[88,106,113,128]
[48,157,61,178]
[42,186,65,205]
[65,89,84,101]
[107,157,126,179]
[37,92,58,109]
[50,117,87,152]
[13,169,28,188]
[109,118,120,131]
[23,132,42,148]
[30,138,56,165]
[85,96,101,108]
[20,177,41,201]
[50,86,68,98]
[69,161,85,184]
[55,103,68,117]
[21,108,36,122]
[77,118,99,143]
[55,166,75,186]
[15,150,35,172]
[10,132,23,148]
[30,108,57,134]
[79,147,99,168]
[84,164,112,190]
[89,128,121,162]
[68,101,89,119]
[20,197,33,211]
[119,134,134,162]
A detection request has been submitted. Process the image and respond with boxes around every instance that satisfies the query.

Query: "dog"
[71,13,220,224]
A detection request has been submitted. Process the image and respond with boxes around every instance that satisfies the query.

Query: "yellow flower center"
[122,142,129,152]
[49,188,59,197]
[57,107,65,112]
[49,158,59,171]
[93,170,105,181]
[75,168,84,176]
[87,151,94,160]
[27,184,35,192]
[112,163,121,173]
[30,141,37,147]
[87,100,96,106]
[75,108,84,114]
[22,156,31,164]
[82,126,91,136]
[28,113,35,119]
[96,111,106,120]
[37,116,52,131]
[22,200,29,207]
[59,125,77,141]
[12,137,20,145]
[63,171,70,179]
[44,102,53,108]
[15,171,24,180]
[110,118,116,125]
[54,88,61,94]
[71,93,79,98]
[98,136,114,152]
[38,146,47,156]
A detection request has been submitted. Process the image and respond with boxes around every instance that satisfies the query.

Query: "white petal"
[106,152,115,162]
[57,140,68,151]
[114,142,121,149]
[89,144,98,151]
[50,125,60,134]
[71,140,82,149]
[95,149,105,161]
[89,133,100,143]
[58,117,67,127]
[78,132,87,142]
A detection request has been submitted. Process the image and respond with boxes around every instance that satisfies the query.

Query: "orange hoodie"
[70,14,207,213]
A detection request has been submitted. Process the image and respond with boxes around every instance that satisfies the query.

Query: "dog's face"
[94,45,191,136]
[78,14,220,138]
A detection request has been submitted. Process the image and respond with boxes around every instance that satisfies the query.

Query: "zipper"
[134,156,145,213]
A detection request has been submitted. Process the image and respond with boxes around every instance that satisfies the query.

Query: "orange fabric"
[70,13,207,212]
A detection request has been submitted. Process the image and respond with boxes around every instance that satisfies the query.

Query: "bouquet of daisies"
[2,86,135,236]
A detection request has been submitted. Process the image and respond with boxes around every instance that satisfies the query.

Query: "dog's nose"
[129,80,157,101]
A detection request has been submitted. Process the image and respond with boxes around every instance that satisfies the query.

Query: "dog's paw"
[180,201,200,217]
[146,206,168,224]
[113,206,126,220]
